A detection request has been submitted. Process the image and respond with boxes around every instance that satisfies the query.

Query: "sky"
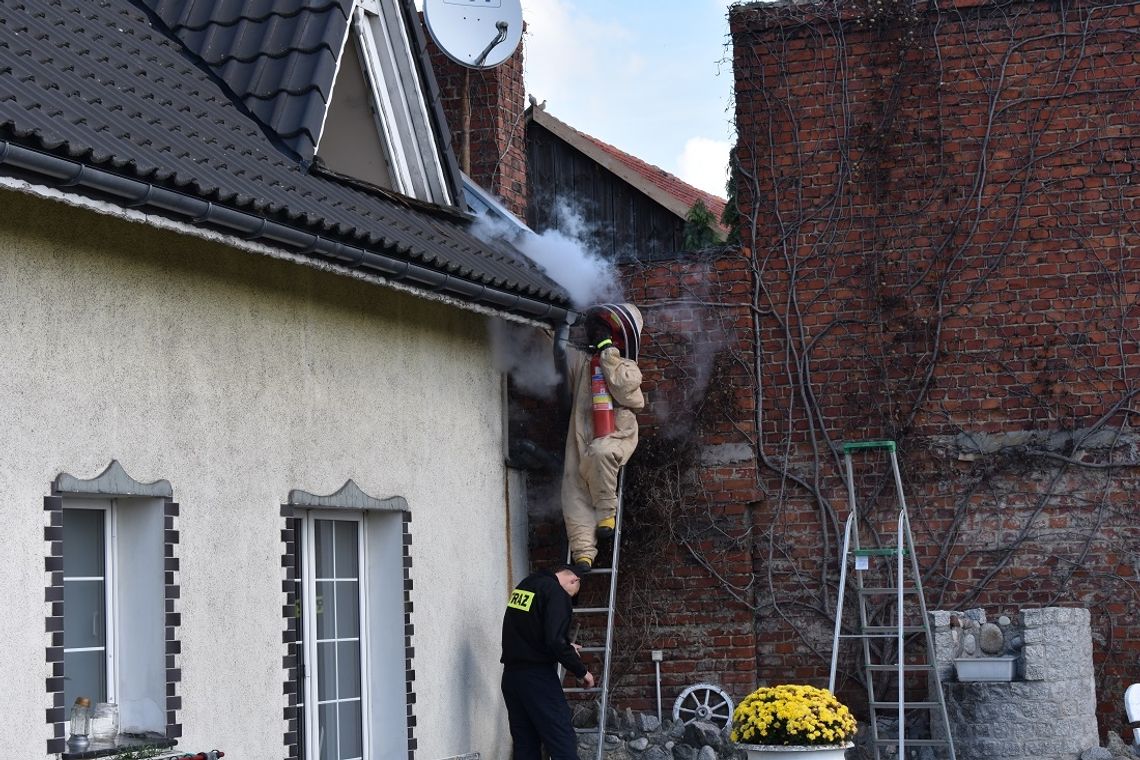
[519,0,737,199]
[420,0,738,200]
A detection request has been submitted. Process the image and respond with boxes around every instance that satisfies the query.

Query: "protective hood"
[585,303,644,361]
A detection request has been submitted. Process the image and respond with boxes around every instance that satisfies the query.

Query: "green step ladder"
[828,440,956,760]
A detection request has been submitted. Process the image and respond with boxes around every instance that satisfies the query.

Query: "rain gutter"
[0,139,572,325]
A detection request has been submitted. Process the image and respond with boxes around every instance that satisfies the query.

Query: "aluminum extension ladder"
[561,469,626,760]
[828,441,956,760]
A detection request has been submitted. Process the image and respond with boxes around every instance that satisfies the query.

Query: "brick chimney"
[421,16,528,219]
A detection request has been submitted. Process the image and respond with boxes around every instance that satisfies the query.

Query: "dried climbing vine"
[602,0,1140,735]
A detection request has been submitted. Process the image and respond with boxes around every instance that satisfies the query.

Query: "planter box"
[954,655,1017,682]
[740,745,852,760]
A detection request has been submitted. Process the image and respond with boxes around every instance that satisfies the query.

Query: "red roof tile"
[578,130,727,221]
[528,107,728,232]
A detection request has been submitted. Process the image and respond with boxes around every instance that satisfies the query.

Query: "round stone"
[963,633,977,655]
[979,622,1005,654]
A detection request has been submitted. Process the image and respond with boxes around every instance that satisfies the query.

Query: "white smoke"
[645,265,731,435]
[488,318,561,398]
[471,200,622,309]
[472,198,626,403]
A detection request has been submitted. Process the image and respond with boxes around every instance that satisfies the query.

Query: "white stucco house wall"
[0,2,569,758]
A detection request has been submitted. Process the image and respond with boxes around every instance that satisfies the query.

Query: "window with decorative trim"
[316,0,454,206]
[47,461,180,758]
[282,481,414,760]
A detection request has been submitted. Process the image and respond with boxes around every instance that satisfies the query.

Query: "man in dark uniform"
[501,564,595,759]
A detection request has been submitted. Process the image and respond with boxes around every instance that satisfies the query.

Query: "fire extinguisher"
[590,353,615,438]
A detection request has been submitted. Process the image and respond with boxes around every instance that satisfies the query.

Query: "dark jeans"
[501,665,580,760]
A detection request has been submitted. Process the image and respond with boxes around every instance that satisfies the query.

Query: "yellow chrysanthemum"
[730,684,857,747]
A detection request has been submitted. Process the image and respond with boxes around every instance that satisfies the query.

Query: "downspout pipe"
[553,321,573,420]
[0,139,572,324]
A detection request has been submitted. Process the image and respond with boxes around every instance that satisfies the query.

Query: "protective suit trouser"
[501,666,580,760]
[562,435,635,563]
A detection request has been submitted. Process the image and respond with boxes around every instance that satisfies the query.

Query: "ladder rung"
[862,625,926,634]
[575,607,611,614]
[859,587,918,594]
[870,701,942,709]
[853,547,909,557]
[563,561,614,575]
[564,686,603,693]
[843,440,897,452]
[866,663,936,671]
[578,646,607,653]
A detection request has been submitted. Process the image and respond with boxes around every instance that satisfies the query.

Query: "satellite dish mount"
[423,0,525,174]
[423,0,523,70]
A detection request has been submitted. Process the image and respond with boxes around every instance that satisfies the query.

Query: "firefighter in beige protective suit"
[558,303,645,572]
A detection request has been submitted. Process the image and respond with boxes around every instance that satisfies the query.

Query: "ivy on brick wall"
[546,0,1140,738]
[524,0,1138,739]
[728,0,1139,736]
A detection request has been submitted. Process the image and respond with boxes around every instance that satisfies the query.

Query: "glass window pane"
[315,581,335,640]
[334,581,359,639]
[64,650,107,706]
[63,509,104,577]
[314,520,336,579]
[318,702,338,760]
[337,641,361,700]
[317,641,337,702]
[338,701,363,759]
[64,580,106,649]
[334,521,358,579]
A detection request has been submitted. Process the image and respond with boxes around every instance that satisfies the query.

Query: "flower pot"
[740,743,853,760]
[953,655,1017,682]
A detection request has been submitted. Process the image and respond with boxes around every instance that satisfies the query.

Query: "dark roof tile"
[0,0,566,312]
[140,0,350,160]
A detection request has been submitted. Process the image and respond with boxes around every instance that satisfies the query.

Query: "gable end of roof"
[527,105,728,235]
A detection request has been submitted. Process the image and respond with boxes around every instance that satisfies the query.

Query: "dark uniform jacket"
[501,570,587,678]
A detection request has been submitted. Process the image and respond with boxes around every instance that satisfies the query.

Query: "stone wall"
[932,607,1099,759]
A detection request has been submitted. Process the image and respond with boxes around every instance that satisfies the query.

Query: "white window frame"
[62,496,166,736]
[62,502,117,707]
[349,0,454,205]
[299,510,371,760]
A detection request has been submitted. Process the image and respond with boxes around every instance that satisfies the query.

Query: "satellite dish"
[424,0,523,70]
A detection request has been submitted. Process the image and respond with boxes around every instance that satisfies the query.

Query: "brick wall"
[526,253,764,712]
[723,0,1140,738]
[421,17,528,218]
[485,0,1137,739]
